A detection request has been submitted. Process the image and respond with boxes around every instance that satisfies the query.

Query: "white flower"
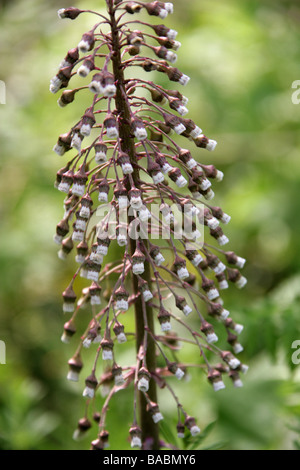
[103,84,117,98]
[143,290,153,302]
[161,321,171,332]
[138,377,149,392]
[67,370,79,382]
[174,123,186,135]
[117,234,127,246]
[63,302,75,313]
[118,195,128,209]
[117,332,127,344]
[75,254,86,264]
[102,349,113,361]
[220,308,230,320]
[161,162,173,174]
[206,333,218,344]
[116,299,128,311]
[175,175,188,188]
[131,437,142,449]
[183,305,192,316]
[130,196,143,210]
[82,386,95,399]
[219,279,229,290]
[199,178,211,191]
[79,206,91,218]
[179,74,190,86]
[78,39,90,53]
[71,133,82,152]
[191,254,203,267]
[139,208,151,221]
[98,192,108,203]
[175,367,185,380]
[165,2,174,14]
[152,412,163,424]
[58,181,71,194]
[213,380,226,392]
[53,143,65,156]
[190,425,201,436]
[132,262,145,275]
[152,171,165,184]
[134,127,148,141]
[166,51,177,63]
[177,267,189,280]
[235,276,247,289]
[154,253,165,266]
[87,270,99,282]
[186,158,197,169]
[106,126,119,138]
[213,262,226,275]
[217,235,229,246]
[234,323,244,334]
[221,213,231,224]
[216,170,224,181]
[159,8,168,18]
[89,80,102,95]
[114,373,125,386]
[81,123,92,137]
[206,217,219,230]
[91,295,101,306]
[50,76,62,94]
[190,126,202,139]
[228,358,241,370]
[57,8,66,19]
[204,188,215,200]
[206,139,218,151]
[167,29,178,40]
[207,288,219,301]
[121,163,133,175]
[77,64,90,78]
[236,257,246,269]
[233,343,244,354]
[95,151,107,163]
[72,183,86,197]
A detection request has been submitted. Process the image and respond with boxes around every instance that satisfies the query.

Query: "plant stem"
[107,0,160,449]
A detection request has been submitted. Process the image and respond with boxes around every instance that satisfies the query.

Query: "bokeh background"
[1,0,300,450]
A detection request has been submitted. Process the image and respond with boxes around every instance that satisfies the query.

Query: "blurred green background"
[1,0,300,450]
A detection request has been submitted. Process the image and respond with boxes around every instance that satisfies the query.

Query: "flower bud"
[62,285,76,313]
[158,307,171,332]
[113,322,127,344]
[67,355,83,382]
[104,114,119,138]
[175,295,192,316]
[73,417,92,441]
[131,246,146,274]
[114,286,129,311]
[129,425,142,449]
[185,416,200,436]
[207,369,226,392]
[61,319,76,344]
[78,31,95,53]
[95,141,108,163]
[138,367,151,392]
[117,152,133,175]
[83,372,98,398]
[58,7,82,20]
[101,338,114,361]
[76,241,88,264]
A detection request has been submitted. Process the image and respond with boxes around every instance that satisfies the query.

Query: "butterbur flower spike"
[51,0,247,450]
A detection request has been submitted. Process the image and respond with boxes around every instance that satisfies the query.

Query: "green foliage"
[1,0,300,450]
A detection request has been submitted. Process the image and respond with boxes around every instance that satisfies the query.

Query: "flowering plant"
[50,0,247,450]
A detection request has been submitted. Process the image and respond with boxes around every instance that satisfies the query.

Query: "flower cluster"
[51,0,247,450]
